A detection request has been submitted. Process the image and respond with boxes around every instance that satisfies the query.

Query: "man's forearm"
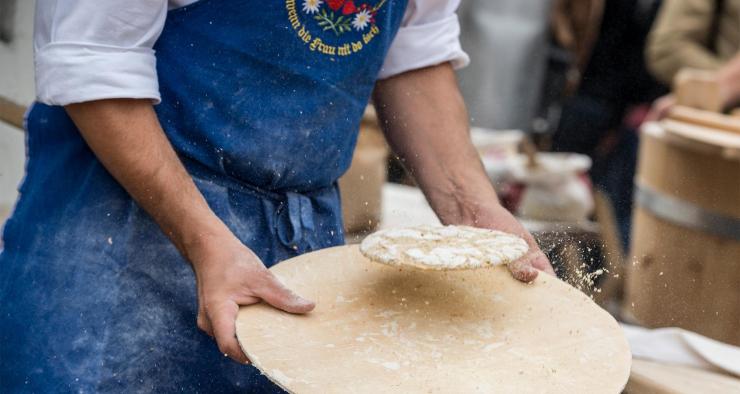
[67,99,314,362]
[373,63,554,279]
[66,99,232,259]
[373,63,497,225]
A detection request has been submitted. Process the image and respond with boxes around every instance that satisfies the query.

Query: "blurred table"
[378,183,439,229]
[627,359,740,394]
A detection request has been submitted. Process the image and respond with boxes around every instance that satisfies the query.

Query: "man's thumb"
[507,259,539,283]
[256,272,316,314]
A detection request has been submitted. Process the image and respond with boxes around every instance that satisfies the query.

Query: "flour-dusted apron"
[0,0,407,392]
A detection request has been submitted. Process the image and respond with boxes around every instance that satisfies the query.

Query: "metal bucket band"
[634,182,740,242]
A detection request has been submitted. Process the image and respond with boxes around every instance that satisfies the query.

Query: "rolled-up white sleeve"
[34,0,168,105]
[378,0,470,79]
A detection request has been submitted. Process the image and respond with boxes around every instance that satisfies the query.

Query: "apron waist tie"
[182,157,331,250]
[277,192,316,249]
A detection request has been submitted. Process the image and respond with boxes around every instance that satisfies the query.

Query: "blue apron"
[0,0,407,392]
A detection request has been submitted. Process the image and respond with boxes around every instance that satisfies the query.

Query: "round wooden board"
[236,246,631,393]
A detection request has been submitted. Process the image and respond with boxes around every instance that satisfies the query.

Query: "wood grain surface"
[236,245,631,393]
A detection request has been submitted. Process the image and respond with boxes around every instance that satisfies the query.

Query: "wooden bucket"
[339,106,388,234]
[625,119,740,346]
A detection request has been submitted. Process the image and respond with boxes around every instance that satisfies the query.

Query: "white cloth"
[622,324,740,377]
[378,0,469,79]
[34,0,469,106]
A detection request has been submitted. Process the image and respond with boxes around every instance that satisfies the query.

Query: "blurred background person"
[647,0,739,87]
[549,0,666,249]
[454,0,667,250]
[646,0,740,118]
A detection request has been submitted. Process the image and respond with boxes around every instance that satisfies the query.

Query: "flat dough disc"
[360,225,529,270]
[236,246,631,393]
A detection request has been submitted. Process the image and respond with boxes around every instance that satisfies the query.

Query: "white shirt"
[34,0,469,106]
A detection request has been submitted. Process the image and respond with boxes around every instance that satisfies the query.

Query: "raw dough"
[359,225,529,270]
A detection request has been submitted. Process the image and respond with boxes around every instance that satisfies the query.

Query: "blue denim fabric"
[0,0,407,391]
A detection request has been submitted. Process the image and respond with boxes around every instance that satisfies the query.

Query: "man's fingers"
[507,259,539,283]
[537,260,556,276]
[646,94,675,122]
[209,301,250,364]
[529,250,556,276]
[255,272,315,314]
[196,310,214,337]
[508,247,556,283]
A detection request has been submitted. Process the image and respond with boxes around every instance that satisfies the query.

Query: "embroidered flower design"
[327,0,355,13]
[352,8,372,31]
[302,0,323,14]
[306,0,386,36]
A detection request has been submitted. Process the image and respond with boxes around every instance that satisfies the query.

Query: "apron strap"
[276,192,317,249]
[182,156,327,250]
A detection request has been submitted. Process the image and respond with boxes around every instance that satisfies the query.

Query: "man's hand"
[66,99,313,364]
[187,233,315,363]
[645,94,676,122]
[717,53,740,110]
[647,54,740,121]
[373,63,555,282]
[467,202,556,282]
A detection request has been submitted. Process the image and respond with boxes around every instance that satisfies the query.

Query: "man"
[646,0,739,87]
[646,0,740,119]
[0,0,553,392]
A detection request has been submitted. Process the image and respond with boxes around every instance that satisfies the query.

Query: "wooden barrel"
[339,106,388,234]
[625,121,740,346]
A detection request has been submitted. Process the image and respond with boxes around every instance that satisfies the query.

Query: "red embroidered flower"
[327,0,359,14]
[326,0,344,11]
[342,0,357,15]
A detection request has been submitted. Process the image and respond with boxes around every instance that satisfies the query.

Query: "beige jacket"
[646,0,740,85]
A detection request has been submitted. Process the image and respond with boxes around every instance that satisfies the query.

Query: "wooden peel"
[235,245,631,393]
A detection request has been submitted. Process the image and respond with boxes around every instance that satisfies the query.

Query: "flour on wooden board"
[360,225,529,270]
